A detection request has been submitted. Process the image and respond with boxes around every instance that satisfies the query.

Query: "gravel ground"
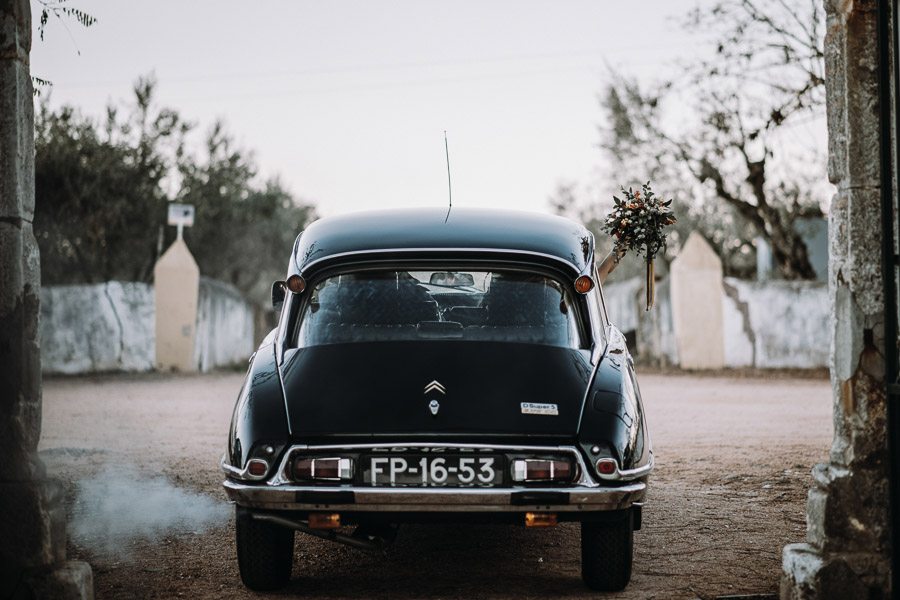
[39,371,832,600]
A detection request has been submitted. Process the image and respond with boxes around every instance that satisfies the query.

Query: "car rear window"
[294,269,583,349]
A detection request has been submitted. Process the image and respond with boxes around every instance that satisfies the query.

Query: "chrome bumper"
[222,479,646,512]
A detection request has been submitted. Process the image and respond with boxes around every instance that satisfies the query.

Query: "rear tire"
[235,507,294,591]
[581,509,634,591]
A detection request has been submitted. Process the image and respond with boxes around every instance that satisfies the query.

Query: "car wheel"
[580,509,634,591]
[235,507,294,591]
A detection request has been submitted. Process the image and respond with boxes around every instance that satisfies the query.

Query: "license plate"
[363,454,503,487]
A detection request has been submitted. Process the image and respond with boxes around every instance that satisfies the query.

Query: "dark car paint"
[288,208,595,277]
[581,352,652,470]
[226,208,651,483]
[227,343,289,468]
[229,326,649,480]
[279,342,592,440]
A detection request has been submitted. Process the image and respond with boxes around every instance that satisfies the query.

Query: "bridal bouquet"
[602,182,676,310]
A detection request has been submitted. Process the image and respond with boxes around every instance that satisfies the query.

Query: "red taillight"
[525,460,553,479]
[596,458,618,476]
[294,458,314,478]
[312,460,341,479]
[553,461,573,480]
[246,459,269,477]
[292,457,353,481]
[511,459,574,482]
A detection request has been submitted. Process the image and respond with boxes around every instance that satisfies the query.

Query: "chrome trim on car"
[222,479,646,513]
[267,442,600,488]
[595,454,655,482]
[220,453,269,482]
[295,247,584,277]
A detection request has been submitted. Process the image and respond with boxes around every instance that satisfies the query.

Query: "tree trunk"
[765,218,818,279]
[699,155,819,280]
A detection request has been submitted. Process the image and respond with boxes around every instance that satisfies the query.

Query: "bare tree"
[600,0,826,279]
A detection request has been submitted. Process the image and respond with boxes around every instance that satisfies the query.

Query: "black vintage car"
[222,207,652,592]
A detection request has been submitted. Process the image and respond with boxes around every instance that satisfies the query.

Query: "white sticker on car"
[520,402,558,416]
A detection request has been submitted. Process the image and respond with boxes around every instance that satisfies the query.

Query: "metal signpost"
[167,203,195,240]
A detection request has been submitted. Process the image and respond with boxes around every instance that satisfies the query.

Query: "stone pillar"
[669,232,726,369]
[0,0,93,597]
[154,238,200,371]
[781,0,892,597]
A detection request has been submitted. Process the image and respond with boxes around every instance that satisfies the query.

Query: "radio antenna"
[443,130,452,223]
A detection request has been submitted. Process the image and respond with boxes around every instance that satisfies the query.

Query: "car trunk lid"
[280,342,592,439]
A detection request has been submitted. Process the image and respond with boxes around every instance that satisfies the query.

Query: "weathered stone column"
[781,0,892,597]
[0,0,93,597]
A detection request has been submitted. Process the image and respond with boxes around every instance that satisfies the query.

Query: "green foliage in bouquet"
[602,182,676,260]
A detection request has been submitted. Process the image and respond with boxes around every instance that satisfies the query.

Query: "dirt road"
[39,372,832,599]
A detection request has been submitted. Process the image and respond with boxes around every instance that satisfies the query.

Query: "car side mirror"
[271,280,286,312]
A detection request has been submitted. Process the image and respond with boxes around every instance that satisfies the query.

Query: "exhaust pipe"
[250,512,390,552]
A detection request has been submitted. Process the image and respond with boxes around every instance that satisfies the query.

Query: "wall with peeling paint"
[40,282,155,374]
[722,279,829,369]
[604,275,829,369]
[193,278,255,372]
[603,276,642,334]
[40,279,254,374]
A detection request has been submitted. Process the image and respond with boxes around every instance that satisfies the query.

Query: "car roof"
[289,207,595,275]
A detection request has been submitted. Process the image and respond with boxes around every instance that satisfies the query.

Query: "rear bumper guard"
[222,479,646,512]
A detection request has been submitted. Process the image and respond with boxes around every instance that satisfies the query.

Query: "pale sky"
[32,1,713,218]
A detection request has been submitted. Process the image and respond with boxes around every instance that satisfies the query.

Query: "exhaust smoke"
[70,468,230,557]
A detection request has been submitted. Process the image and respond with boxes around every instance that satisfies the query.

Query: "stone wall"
[604,275,830,369]
[40,279,255,374]
[0,0,94,595]
[781,0,893,597]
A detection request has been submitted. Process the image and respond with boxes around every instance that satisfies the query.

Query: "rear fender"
[227,343,289,469]
[577,328,651,471]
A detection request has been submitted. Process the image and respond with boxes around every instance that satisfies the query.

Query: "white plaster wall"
[722,281,755,368]
[604,276,678,366]
[41,282,155,374]
[723,278,829,369]
[602,277,642,333]
[636,276,679,366]
[604,276,829,369]
[194,278,255,372]
[41,280,254,374]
